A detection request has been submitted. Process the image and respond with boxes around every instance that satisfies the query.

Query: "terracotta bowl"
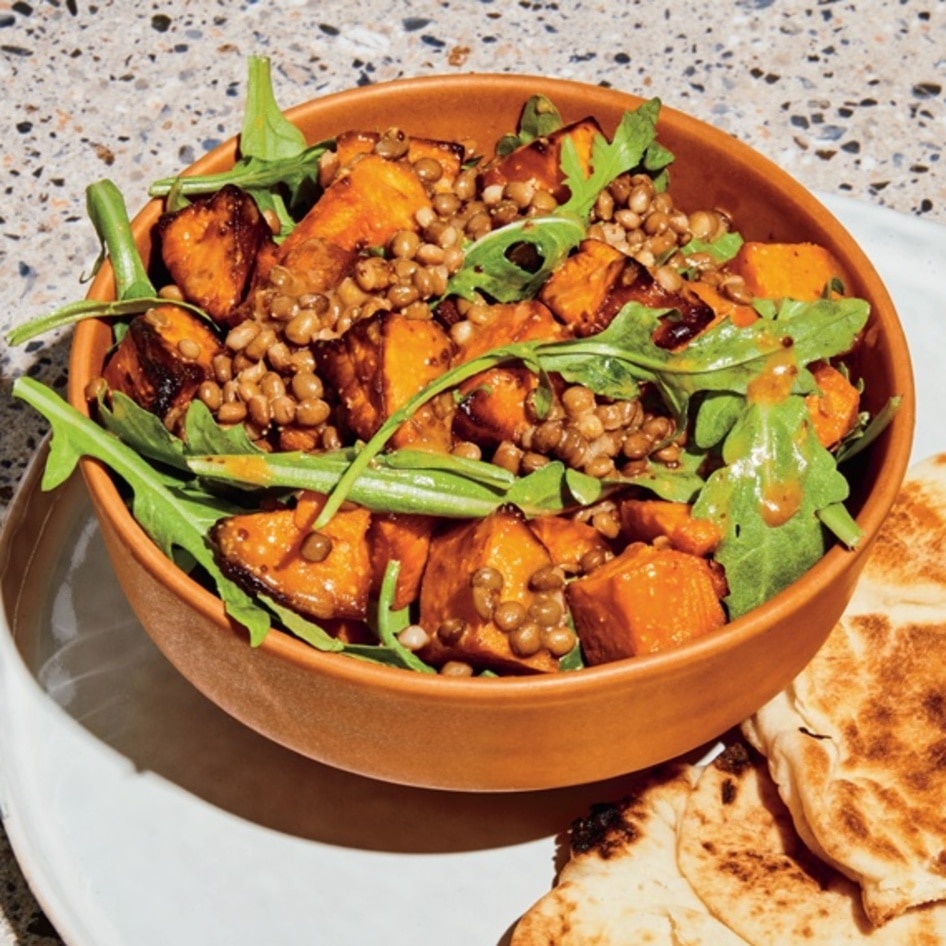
[68,74,914,792]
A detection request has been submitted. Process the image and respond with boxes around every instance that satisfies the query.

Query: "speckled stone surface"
[0,0,944,942]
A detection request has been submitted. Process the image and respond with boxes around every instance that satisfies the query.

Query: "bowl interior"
[66,74,914,790]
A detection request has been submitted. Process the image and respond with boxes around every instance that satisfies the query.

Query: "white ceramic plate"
[1,195,944,946]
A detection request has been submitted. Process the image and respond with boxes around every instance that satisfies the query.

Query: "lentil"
[439,660,475,677]
[397,624,431,651]
[493,600,528,632]
[300,531,333,563]
[437,618,467,644]
[542,626,578,657]
[509,623,542,657]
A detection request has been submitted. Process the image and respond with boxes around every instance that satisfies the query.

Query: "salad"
[8,57,897,677]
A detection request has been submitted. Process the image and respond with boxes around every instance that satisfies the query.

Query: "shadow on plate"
[3,465,707,857]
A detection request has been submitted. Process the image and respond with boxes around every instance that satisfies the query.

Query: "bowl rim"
[68,71,916,701]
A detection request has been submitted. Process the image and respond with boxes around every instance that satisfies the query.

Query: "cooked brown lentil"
[299,531,333,563]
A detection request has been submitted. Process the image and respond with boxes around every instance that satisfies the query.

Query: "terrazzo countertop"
[1,1,944,942]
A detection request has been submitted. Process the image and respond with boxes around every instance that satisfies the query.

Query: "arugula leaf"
[446,214,586,303]
[558,98,669,219]
[495,94,564,156]
[183,399,262,457]
[637,296,871,423]
[679,231,745,267]
[692,394,856,618]
[13,377,272,645]
[447,98,671,304]
[692,391,744,450]
[187,449,612,519]
[618,449,706,503]
[260,595,344,653]
[86,179,155,300]
[5,296,199,347]
[240,55,308,161]
[149,55,331,235]
[368,562,437,672]
[188,449,513,519]
[834,395,901,465]
[98,391,189,470]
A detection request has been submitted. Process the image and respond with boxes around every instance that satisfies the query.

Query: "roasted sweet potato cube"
[805,361,861,447]
[481,117,602,203]
[418,508,562,673]
[334,131,466,193]
[538,238,628,335]
[601,268,717,347]
[102,304,223,424]
[618,499,721,557]
[316,311,454,451]
[276,153,432,259]
[405,136,466,192]
[528,515,614,573]
[334,130,378,168]
[451,300,566,447]
[726,241,846,301]
[212,491,373,622]
[451,300,568,365]
[566,543,727,664]
[368,512,435,610]
[687,279,758,329]
[274,236,358,295]
[157,185,272,324]
[453,366,541,448]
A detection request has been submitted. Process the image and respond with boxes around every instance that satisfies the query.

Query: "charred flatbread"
[509,764,751,945]
[677,743,946,944]
[512,744,946,944]
[743,453,946,925]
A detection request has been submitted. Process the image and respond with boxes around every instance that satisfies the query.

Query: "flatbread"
[512,744,946,944]
[677,744,946,944]
[509,764,751,945]
[743,453,946,925]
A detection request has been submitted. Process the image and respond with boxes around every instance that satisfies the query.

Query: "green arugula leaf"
[183,399,262,457]
[240,55,307,160]
[368,562,437,673]
[495,94,564,156]
[692,391,744,450]
[259,595,345,652]
[148,56,331,235]
[5,296,204,347]
[98,391,189,470]
[618,449,706,503]
[637,296,871,422]
[6,179,212,346]
[86,179,155,300]
[679,230,745,266]
[188,448,514,519]
[692,394,856,618]
[559,98,668,220]
[446,214,586,302]
[834,395,901,465]
[447,98,671,304]
[13,377,272,644]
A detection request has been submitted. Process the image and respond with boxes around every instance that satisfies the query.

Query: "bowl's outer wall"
[70,75,914,791]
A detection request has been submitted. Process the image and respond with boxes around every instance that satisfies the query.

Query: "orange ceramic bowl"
[68,74,914,791]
